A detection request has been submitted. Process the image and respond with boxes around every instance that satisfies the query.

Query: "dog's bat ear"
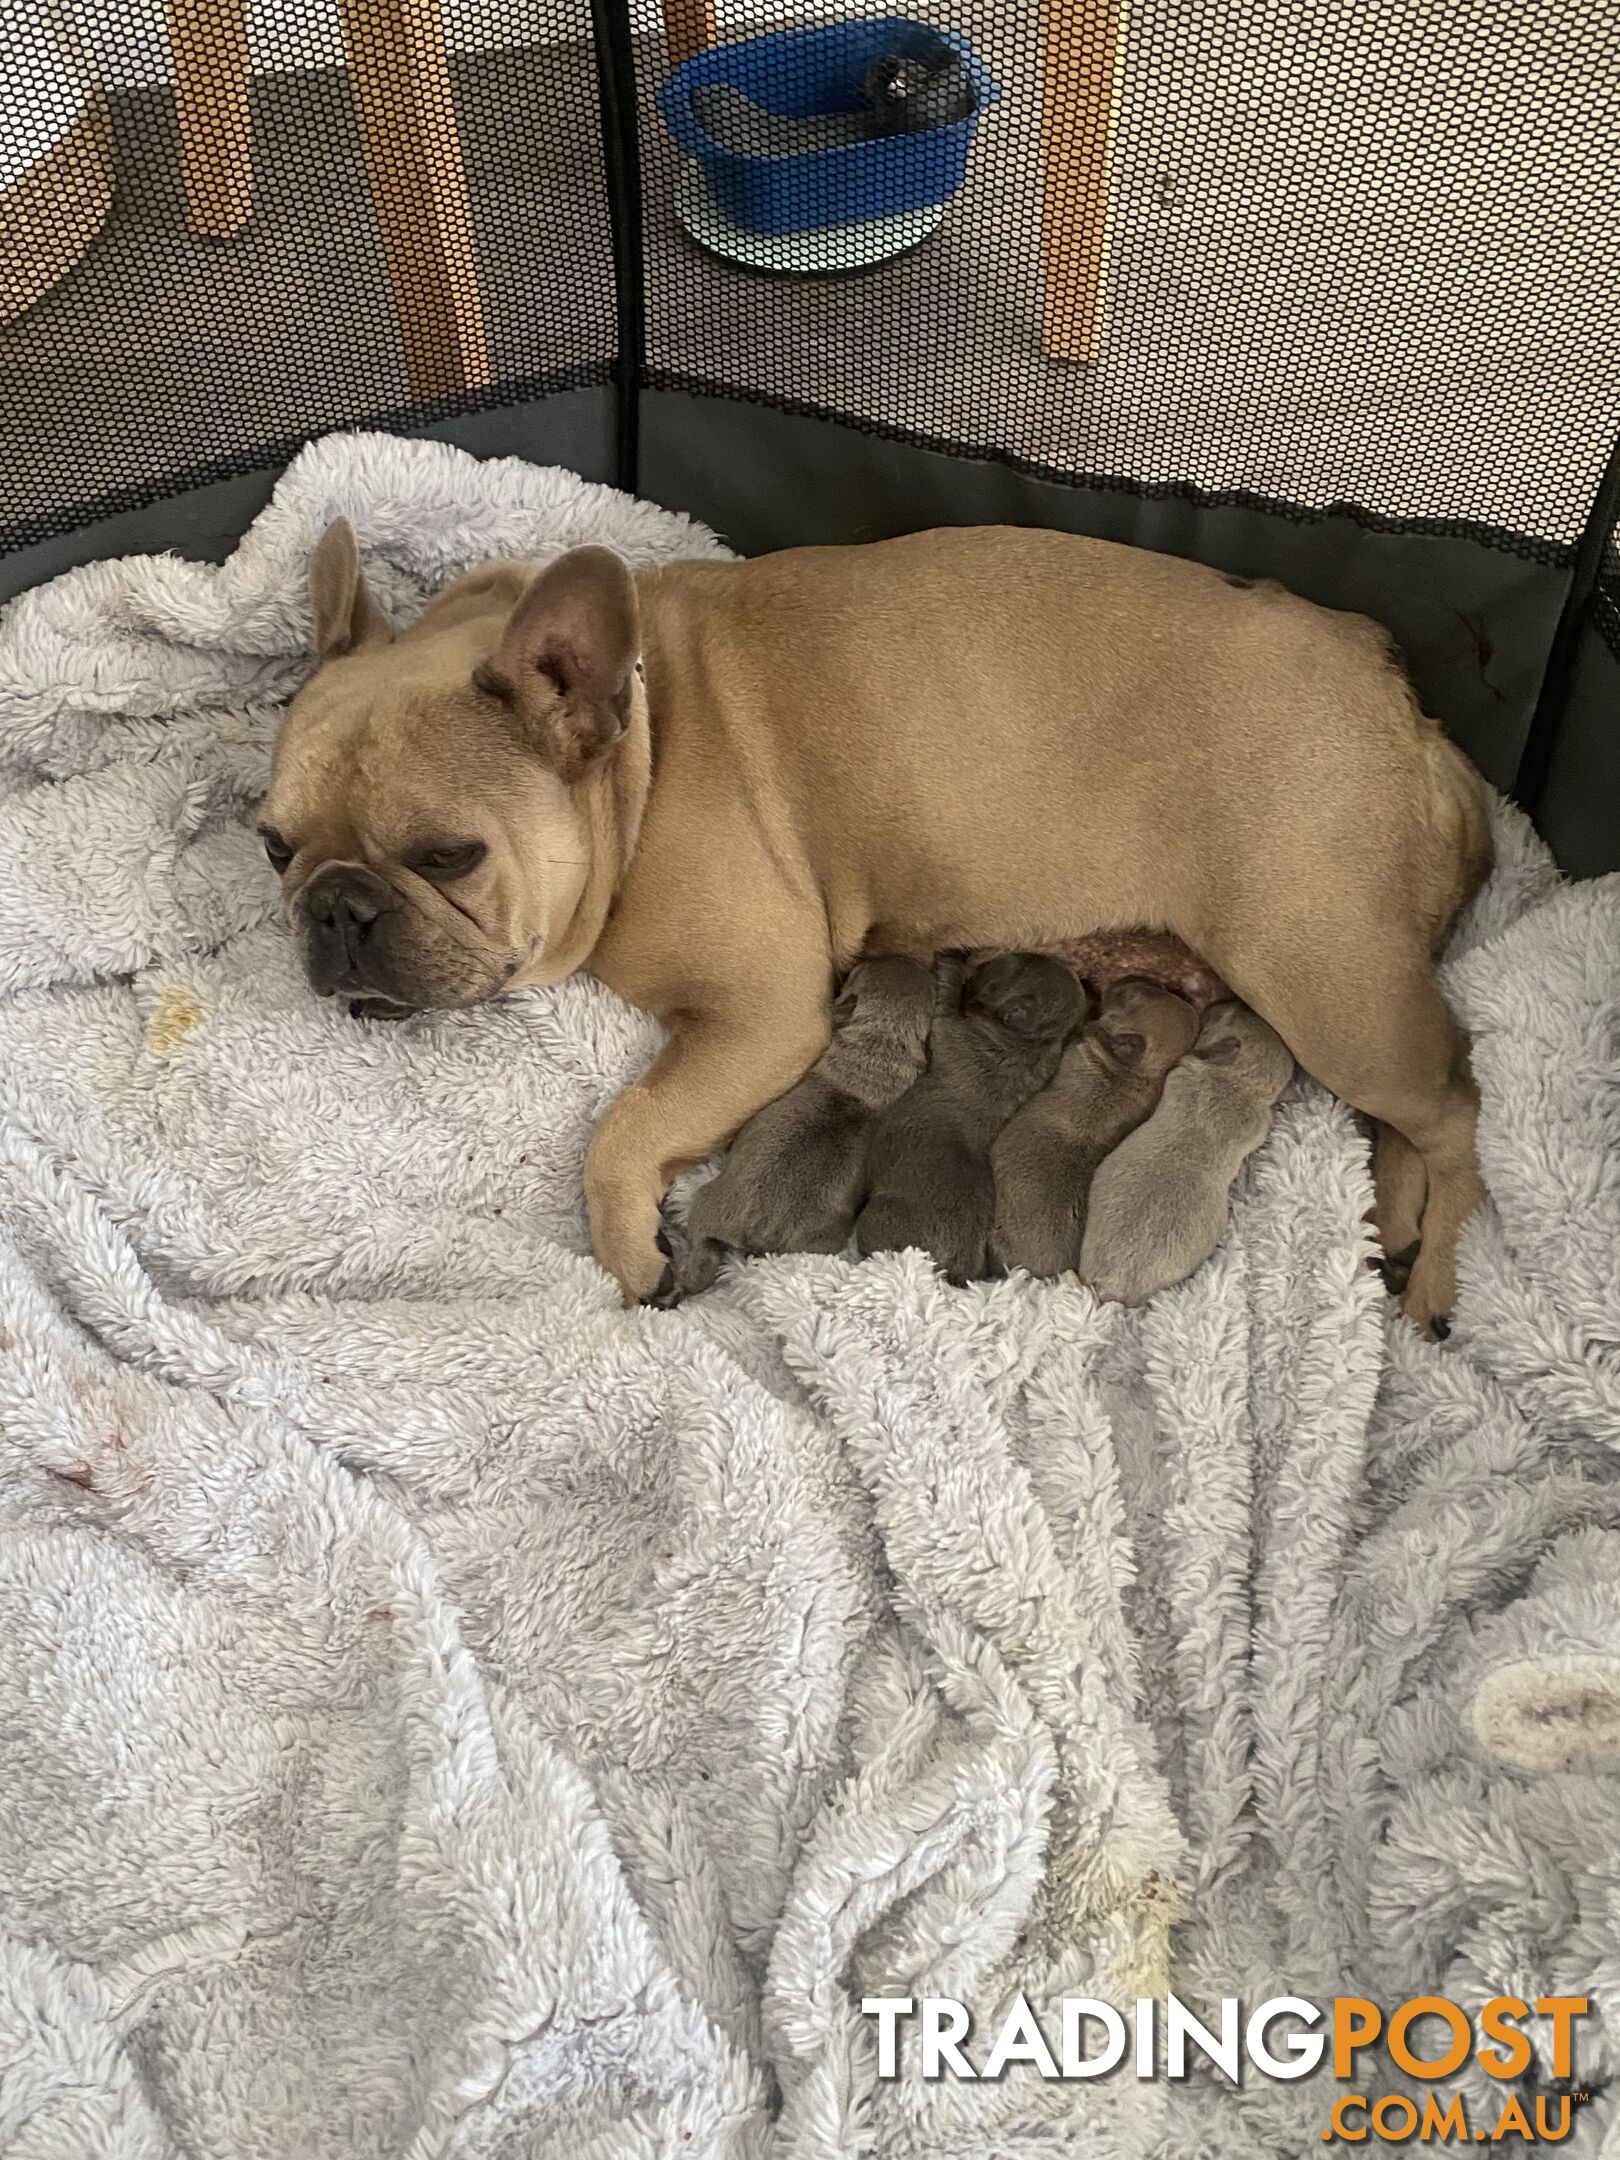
[1198,1033,1243,1064]
[308,519,394,658]
[491,546,640,782]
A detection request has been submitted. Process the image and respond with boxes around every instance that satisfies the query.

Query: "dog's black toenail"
[1432,1314,1452,1340]
[641,1263,677,1307]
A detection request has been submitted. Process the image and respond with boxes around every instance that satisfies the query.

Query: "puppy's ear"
[487,546,639,781]
[1198,1034,1242,1064]
[308,519,393,658]
[1106,1029,1147,1067]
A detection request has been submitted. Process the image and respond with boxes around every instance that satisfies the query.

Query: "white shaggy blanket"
[0,432,1616,2159]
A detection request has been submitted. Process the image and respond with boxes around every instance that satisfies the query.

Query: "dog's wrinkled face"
[261,522,641,1015]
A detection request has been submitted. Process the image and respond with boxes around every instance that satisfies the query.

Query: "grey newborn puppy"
[1078,1000,1295,1304]
[990,979,1200,1278]
[667,954,935,1296]
[856,953,1087,1285]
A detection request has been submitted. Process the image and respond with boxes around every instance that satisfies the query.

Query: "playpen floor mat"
[0,432,1616,2157]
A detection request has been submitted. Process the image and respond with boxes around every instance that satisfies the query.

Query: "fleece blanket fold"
[0,431,1615,2159]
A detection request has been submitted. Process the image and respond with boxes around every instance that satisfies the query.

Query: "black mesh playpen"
[4,0,1617,869]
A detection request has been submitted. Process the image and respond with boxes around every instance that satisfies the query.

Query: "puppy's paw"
[652,1214,726,1302]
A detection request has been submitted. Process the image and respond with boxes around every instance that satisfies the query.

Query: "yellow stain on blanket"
[147,985,205,1058]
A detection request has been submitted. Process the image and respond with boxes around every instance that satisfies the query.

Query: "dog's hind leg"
[1384,1057,1484,1334]
[1371,1122,1427,1276]
[1211,934,1484,1335]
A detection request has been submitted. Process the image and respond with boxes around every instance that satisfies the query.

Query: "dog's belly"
[1040,931,1227,1006]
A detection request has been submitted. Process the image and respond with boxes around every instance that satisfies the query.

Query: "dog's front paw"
[584,1161,670,1307]
[611,1231,673,1308]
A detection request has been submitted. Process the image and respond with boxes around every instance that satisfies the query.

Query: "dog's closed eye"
[259,826,294,874]
[407,839,488,882]
[1198,1034,1242,1064]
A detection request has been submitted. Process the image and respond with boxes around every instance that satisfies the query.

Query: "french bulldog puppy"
[663,954,935,1297]
[990,979,1200,1278]
[1078,1000,1295,1305]
[856,953,1087,1284]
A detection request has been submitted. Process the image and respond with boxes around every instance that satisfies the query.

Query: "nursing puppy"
[857,953,1086,1284]
[1078,1000,1295,1304]
[663,953,934,1296]
[990,979,1200,1278]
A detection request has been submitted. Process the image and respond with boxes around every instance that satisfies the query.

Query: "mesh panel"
[1,1,1617,560]
[0,0,614,548]
[637,0,1620,551]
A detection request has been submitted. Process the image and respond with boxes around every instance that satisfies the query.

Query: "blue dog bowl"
[657,17,1000,240]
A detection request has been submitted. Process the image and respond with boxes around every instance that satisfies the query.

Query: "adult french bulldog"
[260,519,1491,1328]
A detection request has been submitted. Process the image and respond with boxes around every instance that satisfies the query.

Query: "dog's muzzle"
[301,861,400,1000]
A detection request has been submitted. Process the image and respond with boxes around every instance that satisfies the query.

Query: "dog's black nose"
[307,879,382,932]
[303,863,395,994]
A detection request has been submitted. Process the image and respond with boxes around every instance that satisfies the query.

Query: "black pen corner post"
[589,0,646,498]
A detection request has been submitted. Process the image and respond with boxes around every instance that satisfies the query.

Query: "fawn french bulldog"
[261,520,1489,1329]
